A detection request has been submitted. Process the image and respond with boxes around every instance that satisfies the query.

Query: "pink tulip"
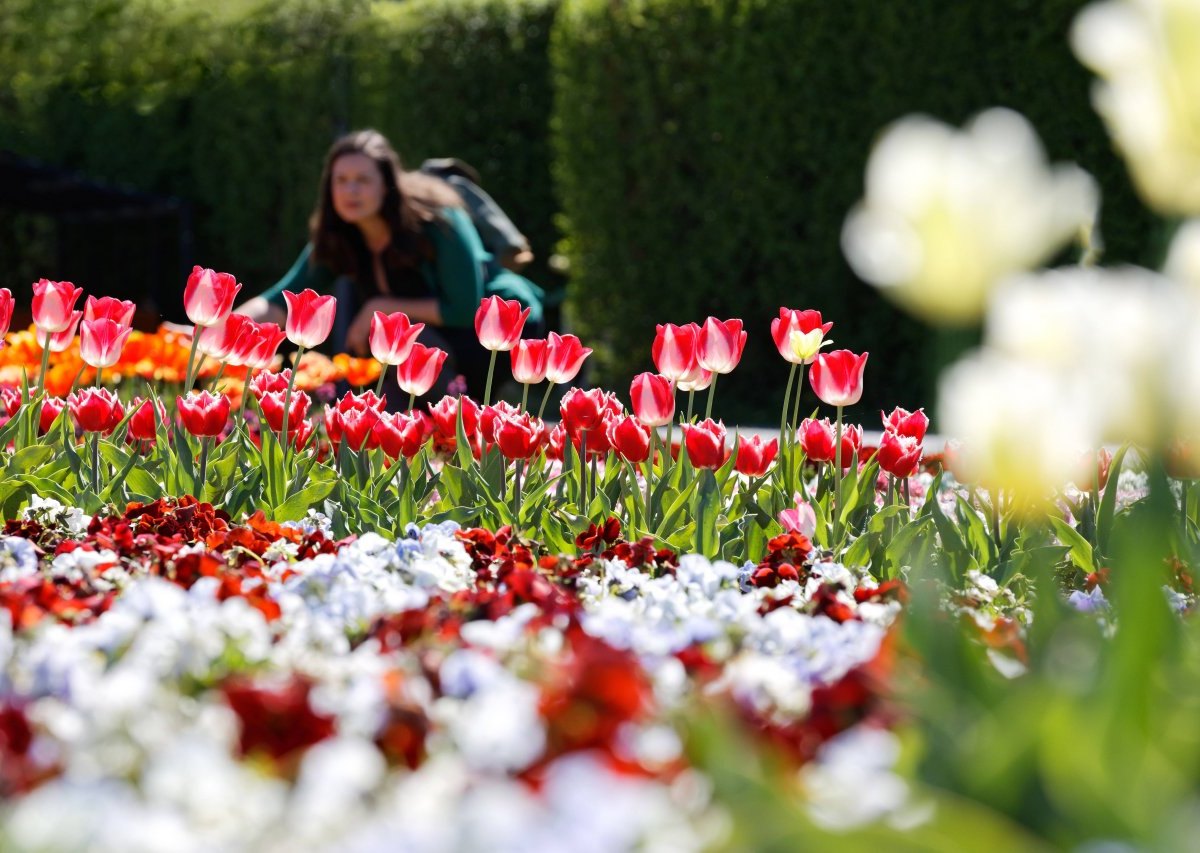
[798,417,837,463]
[810,350,869,407]
[496,412,544,460]
[42,311,82,353]
[474,295,529,352]
[373,411,428,459]
[651,323,700,382]
[238,322,288,371]
[199,314,251,363]
[544,333,592,385]
[79,318,133,369]
[881,406,929,442]
[32,279,83,335]
[397,343,448,399]
[676,364,713,392]
[779,499,817,537]
[770,308,832,365]
[696,317,747,375]
[629,372,674,428]
[0,288,14,340]
[127,397,167,444]
[560,387,609,434]
[510,339,550,385]
[68,387,124,434]
[369,311,424,366]
[184,267,241,327]
[84,295,136,328]
[282,289,337,349]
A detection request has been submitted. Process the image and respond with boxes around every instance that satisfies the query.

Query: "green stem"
[833,405,843,549]
[210,362,226,393]
[483,349,498,407]
[537,383,553,421]
[279,345,304,466]
[90,431,100,496]
[197,437,210,500]
[183,326,202,391]
[240,370,253,414]
[791,364,806,442]
[513,459,524,524]
[686,390,695,424]
[408,391,416,412]
[375,362,387,398]
[579,429,588,511]
[520,382,529,413]
[644,429,654,529]
[704,373,718,421]
[36,330,51,399]
[94,366,103,388]
[664,420,674,477]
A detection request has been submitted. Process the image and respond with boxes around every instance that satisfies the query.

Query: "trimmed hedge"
[550,0,1158,424]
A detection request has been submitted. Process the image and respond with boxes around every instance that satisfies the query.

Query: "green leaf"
[274,477,337,522]
[694,468,719,558]
[1050,516,1096,574]
[1095,444,1129,555]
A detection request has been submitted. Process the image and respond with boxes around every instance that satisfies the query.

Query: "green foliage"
[550,0,1158,424]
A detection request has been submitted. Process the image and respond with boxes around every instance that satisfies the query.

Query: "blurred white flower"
[1164,219,1200,292]
[800,726,917,831]
[842,108,1097,325]
[1072,0,1200,214]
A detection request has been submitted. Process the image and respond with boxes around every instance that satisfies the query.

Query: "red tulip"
[798,417,865,466]
[0,288,14,340]
[876,431,922,479]
[328,405,381,452]
[429,395,481,446]
[370,311,424,366]
[238,322,288,371]
[511,339,550,385]
[480,401,521,446]
[41,312,82,353]
[606,415,651,463]
[573,413,615,458]
[651,323,700,383]
[560,387,610,435]
[258,389,311,433]
[770,308,833,365]
[696,317,747,374]
[184,267,241,327]
[735,434,779,477]
[68,387,124,434]
[881,406,929,441]
[282,289,337,350]
[1,387,20,419]
[676,363,713,392]
[250,369,291,400]
[496,412,544,460]
[1075,447,1114,492]
[629,372,674,428]
[373,411,428,459]
[546,423,567,462]
[39,396,65,435]
[176,391,230,437]
[127,397,167,443]
[474,295,529,352]
[287,418,316,452]
[31,279,83,335]
[682,419,728,469]
[545,333,592,385]
[397,343,448,399]
[810,350,869,407]
[197,314,246,363]
[79,318,133,369]
[84,295,136,328]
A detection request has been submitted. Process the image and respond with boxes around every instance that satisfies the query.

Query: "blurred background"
[0,0,1159,424]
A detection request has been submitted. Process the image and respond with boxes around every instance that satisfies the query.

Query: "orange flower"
[293,351,339,392]
[333,353,382,388]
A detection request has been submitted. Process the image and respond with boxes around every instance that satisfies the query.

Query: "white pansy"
[842,108,1097,324]
[1073,0,1200,214]
[801,725,918,831]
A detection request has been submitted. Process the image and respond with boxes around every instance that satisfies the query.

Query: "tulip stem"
[375,362,387,398]
[779,362,798,502]
[183,326,202,391]
[94,366,103,388]
[36,330,52,400]
[685,391,695,425]
[408,391,416,412]
[833,405,843,549]
[704,374,718,421]
[579,430,588,510]
[196,437,210,500]
[483,349,498,407]
[779,363,797,438]
[537,383,553,421]
[279,346,304,467]
[90,431,100,496]
[644,430,655,528]
[512,460,523,523]
[791,365,806,442]
[520,382,529,413]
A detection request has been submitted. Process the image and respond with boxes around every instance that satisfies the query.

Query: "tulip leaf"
[1050,517,1095,574]
[6,445,54,476]
[656,477,699,536]
[99,440,143,505]
[274,477,338,522]
[955,495,997,570]
[694,469,720,559]
[884,514,938,578]
[1095,444,1129,556]
[125,466,164,500]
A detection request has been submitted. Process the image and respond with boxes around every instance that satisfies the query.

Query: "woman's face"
[330,153,387,224]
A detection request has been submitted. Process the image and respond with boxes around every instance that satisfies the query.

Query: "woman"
[239,129,543,402]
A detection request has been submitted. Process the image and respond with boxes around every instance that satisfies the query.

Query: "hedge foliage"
[550,0,1159,423]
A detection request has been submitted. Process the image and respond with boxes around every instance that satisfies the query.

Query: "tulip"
[238,322,288,371]
[283,289,337,350]
[696,317,747,375]
[184,267,241,327]
[629,372,674,428]
[1,387,20,419]
[127,397,166,444]
[572,413,614,458]
[882,406,929,441]
[68,387,123,434]
[651,323,700,383]
[369,311,424,366]
[798,417,837,463]
[606,415,650,464]
[544,333,592,385]
[287,418,316,452]
[474,295,529,352]
[546,423,567,463]
[32,279,83,335]
[682,418,727,470]
[771,309,833,365]
[397,343,448,404]
[41,312,82,353]
[329,405,381,453]
[779,499,817,538]
[735,434,779,477]
[258,389,311,434]
[480,401,522,447]
[496,412,544,460]
[251,369,292,399]
[373,411,428,460]
[84,295,136,328]
[0,288,14,341]
[39,396,65,435]
[877,431,922,479]
[511,339,549,386]
[177,391,230,437]
[1074,447,1114,493]
[428,395,481,454]
[560,387,609,435]
[810,350,869,408]
[203,314,253,364]
[79,318,133,372]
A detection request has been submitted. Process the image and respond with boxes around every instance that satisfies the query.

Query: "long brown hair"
[309,129,463,276]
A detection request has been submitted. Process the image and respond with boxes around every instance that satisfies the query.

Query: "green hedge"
[0,0,562,314]
[550,0,1158,425]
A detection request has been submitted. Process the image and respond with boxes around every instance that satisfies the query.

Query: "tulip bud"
[779,498,817,537]
[696,317,747,375]
[788,329,826,364]
[771,308,833,365]
[0,288,14,341]
[882,406,929,441]
[511,339,550,385]
[876,431,922,479]
[84,295,136,328]
[496,413,544,460]
[258,389,311,434]
[41,312,82,353]
[238,322,288,371]
[560,387,608,435]
[282,289,337,350]
[39,396,65,435]
[652,323,700,383]
[79,318,133,370]
[735,434,778,477]
[798,417,837,463]
[373,411,428,459]
[127,397,167,444]
[607,415,651,463]
[184,267,241,327]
